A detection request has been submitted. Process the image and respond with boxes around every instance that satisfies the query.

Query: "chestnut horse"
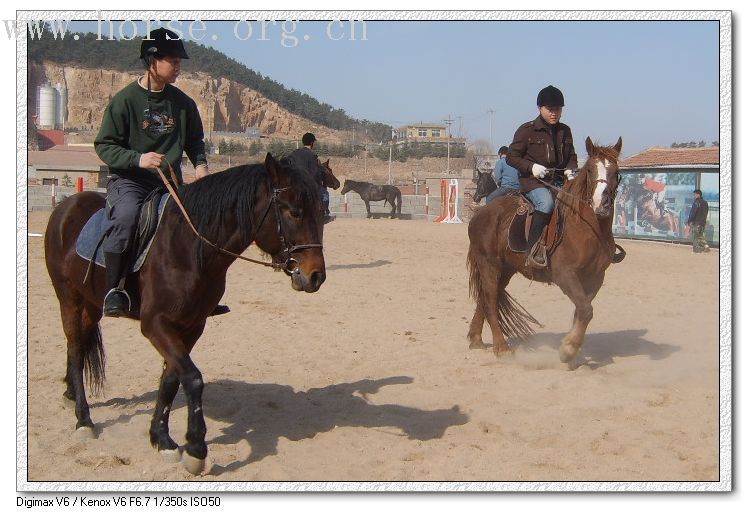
[44,153,326,474]
[466,137,624,367]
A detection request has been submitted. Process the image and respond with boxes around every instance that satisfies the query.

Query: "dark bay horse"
[44,153,326,474]
[340,179,402,218]
[466,137,624,367]
[472,172,497,203]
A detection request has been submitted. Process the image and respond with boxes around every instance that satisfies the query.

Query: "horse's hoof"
[468,341,485,350]
[160,449,181,464]
[61,395,76,410]
[559,345,577,364]
[75,426,96,440]
[492,346,513,357]
[182,453,206,475]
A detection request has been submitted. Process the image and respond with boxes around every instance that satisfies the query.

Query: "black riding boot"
[322,198,335,223]
[526,211,551,268]
[103,251,131,317]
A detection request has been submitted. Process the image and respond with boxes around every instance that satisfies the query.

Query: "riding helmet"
[536,85,564,107]
[140,27,189,60]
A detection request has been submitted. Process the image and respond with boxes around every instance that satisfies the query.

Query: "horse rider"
[485,145,520,203]
[95,27,211,317]
[288,133,334,223]
[506,85,579,268]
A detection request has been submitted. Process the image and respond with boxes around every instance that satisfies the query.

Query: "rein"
[534,168,626,264]
[156,163,321,276]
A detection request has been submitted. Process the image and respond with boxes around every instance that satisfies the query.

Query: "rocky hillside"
[29,61,353,144]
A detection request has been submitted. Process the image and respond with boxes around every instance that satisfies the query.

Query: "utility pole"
[443,115,454,174]
[456,115,463,138]
[487,109,495,151]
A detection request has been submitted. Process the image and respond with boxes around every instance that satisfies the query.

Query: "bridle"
[534,165,625,263]
[538,165,621,209]
[157,163,322,277]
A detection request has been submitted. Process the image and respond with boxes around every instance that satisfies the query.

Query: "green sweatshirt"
[94,80,207,185]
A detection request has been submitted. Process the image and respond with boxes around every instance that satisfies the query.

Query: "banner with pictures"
[613,171,699,242]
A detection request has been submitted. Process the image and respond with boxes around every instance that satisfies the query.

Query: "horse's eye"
[289,209,302,219]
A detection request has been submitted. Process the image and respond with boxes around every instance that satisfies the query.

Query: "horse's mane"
[178,161,319,266]
[556,144,620,218]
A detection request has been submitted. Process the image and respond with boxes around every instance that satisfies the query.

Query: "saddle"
[76,188,170,272]
[507,195,565,263]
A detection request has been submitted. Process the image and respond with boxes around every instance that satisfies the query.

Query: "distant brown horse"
[44,153,326,474]
[466,137,624,367]
[340,179,402,218]
[318,159,340,190]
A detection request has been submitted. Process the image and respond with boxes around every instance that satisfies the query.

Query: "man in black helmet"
[94,27,211,316]
[507,85,578,268]
[288,132,334,223]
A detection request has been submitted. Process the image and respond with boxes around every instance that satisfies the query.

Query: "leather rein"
[535,168,626,263]
[156,163,322,276]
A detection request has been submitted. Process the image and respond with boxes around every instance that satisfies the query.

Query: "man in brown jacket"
[507,85,578,268]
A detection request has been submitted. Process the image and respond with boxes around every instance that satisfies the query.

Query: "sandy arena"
[25,210,720,482]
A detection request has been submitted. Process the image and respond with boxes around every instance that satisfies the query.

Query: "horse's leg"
[556,271,594,366]
[365,199,372,218]
[142,319,208,474]
[148,362,181,462]
[467,304,486,349]
[388,196,396,218]
[477,258,512,355]
[61,299,103,438]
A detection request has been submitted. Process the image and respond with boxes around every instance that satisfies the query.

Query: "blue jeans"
[486,186,517,203]
[525,186,554,214]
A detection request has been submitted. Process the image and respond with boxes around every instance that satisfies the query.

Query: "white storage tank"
[54,83,67,129]
[37,84,56,129]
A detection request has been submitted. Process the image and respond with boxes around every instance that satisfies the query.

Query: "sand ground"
[25,211,720,482]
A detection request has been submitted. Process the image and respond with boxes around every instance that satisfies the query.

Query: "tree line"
[670,140,719,148]
[210,138,466,162]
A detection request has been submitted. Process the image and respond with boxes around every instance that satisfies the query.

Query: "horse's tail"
[395,189,402,214]
[467,247,541,340]
[83,324,106,397]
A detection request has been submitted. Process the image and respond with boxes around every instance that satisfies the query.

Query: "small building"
[28,145,108,188]
[393,122,466,147]
[615,146,719,245]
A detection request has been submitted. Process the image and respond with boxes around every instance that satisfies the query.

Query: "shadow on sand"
[326,260,392,271]
[509,329,681,369]
[93,375,468,476]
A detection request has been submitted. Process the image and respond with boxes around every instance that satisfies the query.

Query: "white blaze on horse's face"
[592,159,610,212]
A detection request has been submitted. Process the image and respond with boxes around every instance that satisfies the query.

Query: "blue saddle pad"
[75,194,171,271]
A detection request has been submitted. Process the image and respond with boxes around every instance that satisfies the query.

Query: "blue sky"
[67,18,718,157]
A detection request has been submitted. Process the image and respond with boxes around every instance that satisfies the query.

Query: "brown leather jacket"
[506,115,578,193]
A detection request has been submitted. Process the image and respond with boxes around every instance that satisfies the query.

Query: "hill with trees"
[28,30,392,142]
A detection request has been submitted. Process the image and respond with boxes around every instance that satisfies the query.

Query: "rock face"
[29,61,350,143]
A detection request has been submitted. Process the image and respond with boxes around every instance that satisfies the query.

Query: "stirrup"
[103,288,132,317]
[526,241,548,269]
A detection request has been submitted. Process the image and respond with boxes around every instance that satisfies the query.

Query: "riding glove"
[564,169,576,180]
[531,164,548,178]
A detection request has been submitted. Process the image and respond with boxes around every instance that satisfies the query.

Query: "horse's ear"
[585,136,595,156]
[324,159,330,166]
[613,137,623,156]
[264,152,281,185]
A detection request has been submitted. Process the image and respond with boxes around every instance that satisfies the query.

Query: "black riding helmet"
[140,27,189,61]
[536,85,564,107]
